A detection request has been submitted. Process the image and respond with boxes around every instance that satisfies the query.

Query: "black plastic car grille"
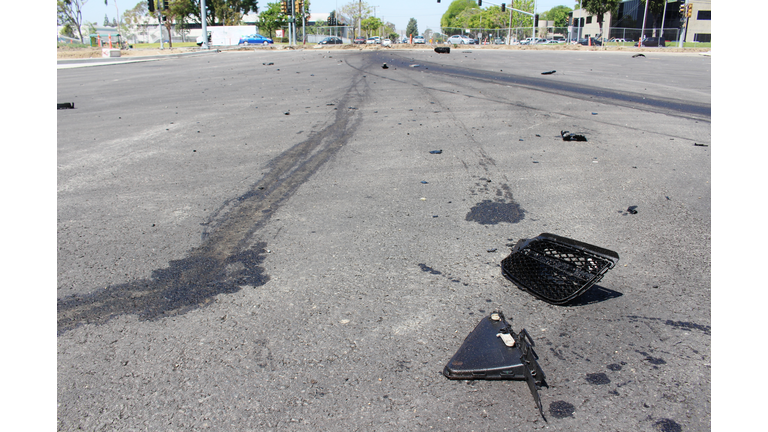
[501,233,619,305]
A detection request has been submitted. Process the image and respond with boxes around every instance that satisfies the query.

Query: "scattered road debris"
[262,62,274,65]
[429,150,443,154]
[694,143,708,147]
[382,63,389,69]
[541,70,556,75]
[501,233,619,305]
[627,206,638,214]
[591,112,598,115]
[632,54,645,58]
[434,47,450,54]
[444,311,547,419]
[409,64,421,68]
[58,103,75,110]
[561,131,588,142]
[487,248,497,253]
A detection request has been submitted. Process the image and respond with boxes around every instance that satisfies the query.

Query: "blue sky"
[79,0,575,34]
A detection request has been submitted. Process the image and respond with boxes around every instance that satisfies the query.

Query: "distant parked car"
[381,38,392,47]
[413,36,425,44]
[238,34,273,45]
[354,37,366,44]
[493,37,504,44]
[366,37,381,44]
[635,37,665,47]
[577,37,603,46]
[609,38,626,43]
[318,36,343,45]
[446,35,470,44]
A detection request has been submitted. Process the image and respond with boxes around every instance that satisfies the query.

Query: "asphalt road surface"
[57,48,711,431]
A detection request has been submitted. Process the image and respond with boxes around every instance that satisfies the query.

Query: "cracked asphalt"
[56,48,711,431]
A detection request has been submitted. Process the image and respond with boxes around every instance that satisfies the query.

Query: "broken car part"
[444,311,547,418]
[58,103,75,109]
[541,70,556,75]
[561,130,587,142]
[434,47,450,54]
[500,233,619,305]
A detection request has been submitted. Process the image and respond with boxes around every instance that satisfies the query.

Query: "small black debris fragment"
[57,102,75,110]
[561,130,587,142]
[487,248,497,253]
[694,143,708,147]
[327,103,335,106]
[432,215,438,218]
[627,206,638,214]
[632,53,645,58]
[434,47,450,54]
[284,111,290,115]
[591,112,598,115]
[429,150,442,154]
[541,70,556,75]
[421,181,428,184]
[263,62,275,65]
[382,63,389,69]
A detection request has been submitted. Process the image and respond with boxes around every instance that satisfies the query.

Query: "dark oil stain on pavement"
[626,315,710,335]
[549,401,575,418]
[418,263,442,275]
[586,372,611,385]
[654,418,682,432]
[57,76,365,335]
[466,184,525,225]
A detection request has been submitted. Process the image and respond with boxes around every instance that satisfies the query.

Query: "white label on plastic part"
[497,333,515,347]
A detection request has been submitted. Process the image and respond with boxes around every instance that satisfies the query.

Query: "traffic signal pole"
[201,0,209,49]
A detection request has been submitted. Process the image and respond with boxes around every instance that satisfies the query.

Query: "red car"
[354,37,365,44]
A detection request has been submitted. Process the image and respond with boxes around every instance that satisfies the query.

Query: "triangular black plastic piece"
[444,312,547,419]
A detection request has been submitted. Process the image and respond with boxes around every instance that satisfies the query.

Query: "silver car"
[446,35,470,44]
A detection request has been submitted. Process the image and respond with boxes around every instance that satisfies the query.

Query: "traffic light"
[534,14,539,27]
[437,0,440,3]
[295,0,302,13]
[478,0,482,6]
[679,3,686,15]
[686,4,693,18]
[281,0,286,13]
[148,0,155,12]
[501,3,505,12]
[163,1,168,9]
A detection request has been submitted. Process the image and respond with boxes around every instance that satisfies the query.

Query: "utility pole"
[201,0,208,49]
[577,0,581,41]
[639,0,648,46]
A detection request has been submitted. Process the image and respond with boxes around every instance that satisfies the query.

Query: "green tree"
[405,17,418,37]
[60,23,77,38]
[541,5,572,28]
[121,1,149,42]
[104,14,111,26]
[441,0,477,30]
[340,1,372,38]
[257,2,287,38]
[57,0,89,43]
[179,0,258,26]
[361,16,383,37]
[580,0,620,38]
